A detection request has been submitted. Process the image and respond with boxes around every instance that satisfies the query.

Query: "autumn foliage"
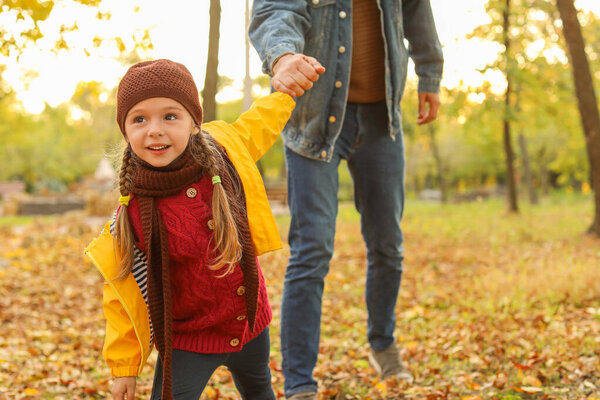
[0,195,599,399]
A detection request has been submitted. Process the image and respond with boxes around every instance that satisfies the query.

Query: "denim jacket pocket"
[305,0,338,57]
[306,0,337,30]
[307,0,336,8]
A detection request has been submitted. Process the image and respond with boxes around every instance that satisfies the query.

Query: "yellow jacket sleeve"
[205,92,295,162]
[85,223,150,377]
[102,282,144,377]
[203,92,295,254]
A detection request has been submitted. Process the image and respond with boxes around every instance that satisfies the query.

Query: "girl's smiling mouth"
[147,144,171,151]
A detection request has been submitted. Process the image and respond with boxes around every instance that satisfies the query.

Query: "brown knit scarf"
[130,138,259,400]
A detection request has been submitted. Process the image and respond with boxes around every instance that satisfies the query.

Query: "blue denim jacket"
[249,0,444,162]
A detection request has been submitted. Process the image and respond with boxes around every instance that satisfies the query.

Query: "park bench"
[18,196,86,215]
[265,182,288,206]
[452,188,493,203]
[0,181,25,200]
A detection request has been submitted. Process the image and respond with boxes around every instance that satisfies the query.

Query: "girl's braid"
[190,129,221,175]
[191,130,242,205]
[190,130,242,272]
[114,144,137,280]
[119,145,136,195]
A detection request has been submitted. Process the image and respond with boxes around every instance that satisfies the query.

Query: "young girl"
[84,59,299,400]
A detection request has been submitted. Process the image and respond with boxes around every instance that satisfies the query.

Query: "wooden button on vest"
[207,219,215,230]
[236,286,246,296]
[236,315,247,321]
[230,338,240,347]
[186,187,197,198]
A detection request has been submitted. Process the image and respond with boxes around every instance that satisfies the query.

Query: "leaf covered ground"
[0,194,599,399]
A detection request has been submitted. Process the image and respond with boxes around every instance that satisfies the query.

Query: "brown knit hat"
[116,59,203,135]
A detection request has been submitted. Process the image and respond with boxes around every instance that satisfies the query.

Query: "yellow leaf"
[466,380,481,390]
[462,396,482,400]
[520,386,543,394]
[582,182,591,194]
[6,249,24,258]
[405,341,419,355]
[24,388,39,395]
[465,374,481,390]
[522,375,542,387]
[375,381,387,396]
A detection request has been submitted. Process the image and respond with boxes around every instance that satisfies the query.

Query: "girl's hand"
[111,376,136,400]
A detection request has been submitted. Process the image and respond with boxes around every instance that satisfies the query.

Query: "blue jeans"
[281,101,405,396]
[150,328,275,400]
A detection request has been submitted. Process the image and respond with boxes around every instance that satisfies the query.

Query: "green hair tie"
[212,175,221,185]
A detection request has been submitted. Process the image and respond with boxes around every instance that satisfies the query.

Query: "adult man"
[250,1,443,399]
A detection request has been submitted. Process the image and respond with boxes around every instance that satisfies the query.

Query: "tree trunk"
[244,0,263,174]
[518,133,539,204]
[504,0,519,212]
[428,124,448,203]
[202,0,221,122]
[413,175,421,196]
[537,146,550,195]
[515,90,538,205]
[242,0,253,113]
[556,0,600,235]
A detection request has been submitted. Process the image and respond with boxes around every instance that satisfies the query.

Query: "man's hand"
[272,53,325,98]
[111,377,136,400]
[417,92,440,125]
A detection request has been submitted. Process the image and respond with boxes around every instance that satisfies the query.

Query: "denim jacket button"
[320,150,327,158]
[335,81,342,88]
[312,0,319,4]
[338,46,346,54]
[339,11,347,19]
[328,115,336,123]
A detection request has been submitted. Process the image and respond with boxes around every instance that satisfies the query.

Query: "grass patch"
[0,215,50,226]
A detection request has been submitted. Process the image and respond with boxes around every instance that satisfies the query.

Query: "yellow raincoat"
[84,92,295,377]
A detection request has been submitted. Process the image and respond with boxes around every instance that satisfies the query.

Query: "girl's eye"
[133,116,145,123]
[165,113,177,121]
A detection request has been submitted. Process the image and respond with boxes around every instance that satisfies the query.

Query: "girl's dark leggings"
[150,327,275,400]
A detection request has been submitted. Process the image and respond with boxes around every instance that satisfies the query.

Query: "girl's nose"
[147,120,163,136]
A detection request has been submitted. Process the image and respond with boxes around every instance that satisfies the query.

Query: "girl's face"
[124,97,196,167]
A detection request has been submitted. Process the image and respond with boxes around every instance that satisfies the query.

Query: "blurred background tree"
[0,0,150,191]
[1,0,599,235]
[402,0,598,211]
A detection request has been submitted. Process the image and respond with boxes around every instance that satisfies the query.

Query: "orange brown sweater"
[348,0,387,103]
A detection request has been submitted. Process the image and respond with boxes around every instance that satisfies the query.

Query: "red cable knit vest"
[127,173,271,354]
